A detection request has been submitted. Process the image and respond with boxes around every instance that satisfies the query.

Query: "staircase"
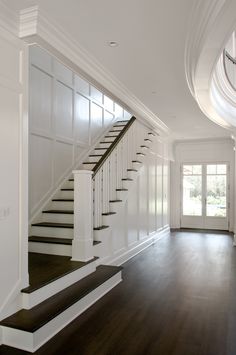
[0,116,156,352]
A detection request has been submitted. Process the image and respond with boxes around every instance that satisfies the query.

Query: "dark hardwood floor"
[1,230,236,355]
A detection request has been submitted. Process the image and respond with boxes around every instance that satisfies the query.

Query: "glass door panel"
[182,165,202,216]
[206,164,227,218]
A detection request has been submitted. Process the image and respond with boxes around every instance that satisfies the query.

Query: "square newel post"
[72,170,94,261]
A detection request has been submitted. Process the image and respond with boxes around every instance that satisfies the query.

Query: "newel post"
[72,170,94,261]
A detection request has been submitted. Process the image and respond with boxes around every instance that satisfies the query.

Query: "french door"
[181,163,229,230]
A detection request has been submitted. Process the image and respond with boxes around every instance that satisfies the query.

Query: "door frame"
[180,161,230,230]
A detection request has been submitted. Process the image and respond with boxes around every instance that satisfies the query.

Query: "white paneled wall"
[99,136,170,264]
[29,45,130,218]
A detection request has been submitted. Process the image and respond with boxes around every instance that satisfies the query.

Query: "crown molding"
[0,0,18,36]
[19,6,170,136]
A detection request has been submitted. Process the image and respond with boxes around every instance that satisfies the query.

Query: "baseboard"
[100,226,170,266]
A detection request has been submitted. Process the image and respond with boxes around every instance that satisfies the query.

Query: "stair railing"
[72,116,149,261]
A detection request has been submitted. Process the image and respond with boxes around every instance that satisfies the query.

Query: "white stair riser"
[132,162,143,169]
[42,213,74,224]
[22,261,97,309]
[102,214,116,226]
[63,181,74,189]
[106,131,120,136]
[2,272,122,352]
[31,226,73,238]
[116,191,128,201]
[109,202,123,213]
[127,170,138,179]
[98,142,112,149]
[93,148,107,155]
[50,201,74,210]
[103,137,116,143]
[122,181,133,190]
[29,242,72,257]
[82,163,95,170]
[87,156,102,163]
[56,190,74,199]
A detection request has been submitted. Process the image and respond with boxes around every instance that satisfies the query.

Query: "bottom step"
[0,265,122,353]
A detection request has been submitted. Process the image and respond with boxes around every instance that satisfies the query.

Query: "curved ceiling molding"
[185,0,236,130]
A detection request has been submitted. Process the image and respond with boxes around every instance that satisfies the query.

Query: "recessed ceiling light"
[108,41,118,47]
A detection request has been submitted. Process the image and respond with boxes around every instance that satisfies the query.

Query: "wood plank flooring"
[1,230,236,355]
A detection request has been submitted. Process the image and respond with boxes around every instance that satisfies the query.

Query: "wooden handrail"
[93,116,136,177]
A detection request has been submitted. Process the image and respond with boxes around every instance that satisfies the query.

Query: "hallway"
[1,230,236,355]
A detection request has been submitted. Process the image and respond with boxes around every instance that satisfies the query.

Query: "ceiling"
[8,0,231,139]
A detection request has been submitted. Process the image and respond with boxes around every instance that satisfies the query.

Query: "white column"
[234,138,236,246]
[72,170,94,261]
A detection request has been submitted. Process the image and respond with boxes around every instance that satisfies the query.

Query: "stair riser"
[127,170,138,179]
[22,261,97,309]
[93,148,107,155]
[42,213,74,224]
[132,161,143,169]
[56,190,74,199]
[98,142,112,149]
[102,214,116,226]
[109,202,123,213]
[122,180,133,190]
[2,272,122,352]
[29,242,72,257]
[82,163,95,170]
[63,181,74,189]
[51,201,74,210]
[102,137,116,143]
[116,191,128,201]
[87,156,102,163]
[106,131,120,136]
[31,226,73,238]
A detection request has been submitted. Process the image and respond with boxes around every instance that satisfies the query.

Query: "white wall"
[100,136,170,265]
[29,46,130,219]
[0,27,28,320]
[170,139,235,230]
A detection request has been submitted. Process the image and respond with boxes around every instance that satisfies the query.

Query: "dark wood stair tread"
[29,236,73,245]
[68,178,74,181]
[132,160,142,163]
[104,135,117,138]
[94,148,107,150]
[127,169,138,172]
[21,253,98,294]
[109,200,122,203]
[144,138,152,142]
[109,130,122,132]
[148,132,156,136]
[52,198,74,202]
[93,225,109,231]
[29,236,100,246]
[1,265,122,332]
[100,141,113,144]
[102,212,116,216]
[140,145,150,149]
[116,188,128,191]
[31,222,73,229]
[122,178,133,181]
[42,210,74,214]
[61,188,74,191]
[83,162,97,164]
[89,154,103,157]
[136,152,146,156]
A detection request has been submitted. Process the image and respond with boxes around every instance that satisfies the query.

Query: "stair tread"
[102,212,116,216]
[94,148,107,150]
[93,225,109,230]
[68,178,74,181]
[144,138,152,142]
[29,236,100,247]
[104,135,117,138]
[61,188,74,191]
[100,141,113,144]
[42,210,74,214]
[32,222,73,229]
[1,265,122,332]
[122,178,133,181]
[127,169,138,172]
[22,253,98,294]
[116,188,128,191]
[109,130,122,132]
[83,162,97,164]
[52,198,74,202]
[140,145,150,148]
[29,236,73,245]
[109,199,122,203]
[89,154,103,157]
[136,152,146,156]
[132,160,142,163]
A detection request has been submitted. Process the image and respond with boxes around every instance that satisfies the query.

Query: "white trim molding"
[185,0,236,131]
[18,6,170,136]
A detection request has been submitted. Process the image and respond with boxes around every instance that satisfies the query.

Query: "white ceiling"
[8,0,231,139]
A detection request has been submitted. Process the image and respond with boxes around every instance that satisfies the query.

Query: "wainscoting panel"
[29,45,130,218]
